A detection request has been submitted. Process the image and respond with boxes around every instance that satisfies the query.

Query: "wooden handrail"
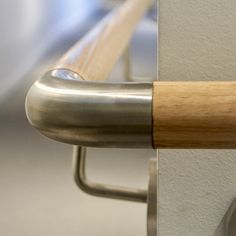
[54,0,152,81]
[153,81,236,148]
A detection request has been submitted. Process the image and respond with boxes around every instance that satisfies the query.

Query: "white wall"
[159,0,236,235]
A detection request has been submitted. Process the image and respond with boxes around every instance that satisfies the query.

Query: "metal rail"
[25,69,153,148]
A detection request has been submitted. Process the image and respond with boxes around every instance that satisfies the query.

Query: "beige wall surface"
[159,0,236,235]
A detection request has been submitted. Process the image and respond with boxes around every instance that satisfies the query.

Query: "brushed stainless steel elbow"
[25,69,153,148]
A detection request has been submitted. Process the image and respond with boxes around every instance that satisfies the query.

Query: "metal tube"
[73,146,148,202]
[25,69,153,148]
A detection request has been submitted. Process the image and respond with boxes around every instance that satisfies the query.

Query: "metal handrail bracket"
[73,146,148,203]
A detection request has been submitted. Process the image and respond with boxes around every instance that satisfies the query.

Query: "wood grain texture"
[153,81,236,148]
[54,0,152,81]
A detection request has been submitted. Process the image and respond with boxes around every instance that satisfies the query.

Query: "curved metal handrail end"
[26,69,153,149]
[73,146,148,203]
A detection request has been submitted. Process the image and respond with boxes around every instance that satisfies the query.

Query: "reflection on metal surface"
[26,69,153,148]
[147,158,157,236]
[73,146,148,202]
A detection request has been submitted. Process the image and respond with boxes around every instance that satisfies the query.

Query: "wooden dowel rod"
[54,0,152,81]
[153,81,236,149]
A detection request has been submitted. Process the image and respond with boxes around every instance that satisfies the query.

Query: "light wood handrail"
[153,81,236,148]
[54,0,152,81]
